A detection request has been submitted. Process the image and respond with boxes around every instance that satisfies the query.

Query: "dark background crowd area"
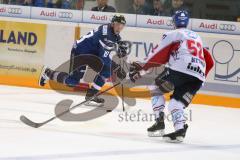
[1,0,240,22]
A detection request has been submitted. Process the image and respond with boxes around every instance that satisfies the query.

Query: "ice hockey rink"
[0,85,240,160]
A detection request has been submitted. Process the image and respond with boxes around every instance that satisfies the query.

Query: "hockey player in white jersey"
[129,10,214,142]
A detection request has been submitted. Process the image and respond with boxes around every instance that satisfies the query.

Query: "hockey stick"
[121,83,125,112]
[120,58,125,112]
[20,82,121,128]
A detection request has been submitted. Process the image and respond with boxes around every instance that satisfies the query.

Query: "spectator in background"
[127,0,149,14]
[23,0,32,5]
[150,0,165,16]
[8,0,22,4]
[73,0,83,10]
[91,0,116,12]
[1,0,6,4]
[61,0,71,9]
[165,0,187,16]
[237,17,240,22]
[46,0,54,7]
[34,0,45,7]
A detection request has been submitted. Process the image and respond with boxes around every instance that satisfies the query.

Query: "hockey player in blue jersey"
[39,15,129,105]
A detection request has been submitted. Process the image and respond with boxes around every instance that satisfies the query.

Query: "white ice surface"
[0,85,240,160]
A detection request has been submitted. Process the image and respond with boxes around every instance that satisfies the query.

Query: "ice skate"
[163,124,188,143]
[148,112,165,137]
[39,66,52,87]
[85,87,105,107]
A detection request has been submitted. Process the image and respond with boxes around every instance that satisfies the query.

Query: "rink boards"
[0,17,239,108]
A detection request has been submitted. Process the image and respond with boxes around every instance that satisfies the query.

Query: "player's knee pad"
[170,92,194,108]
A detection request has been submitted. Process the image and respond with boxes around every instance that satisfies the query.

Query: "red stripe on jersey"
[203,48,214,77]
[142,42,180,71]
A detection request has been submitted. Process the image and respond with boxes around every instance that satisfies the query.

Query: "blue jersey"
[73,24,121,64]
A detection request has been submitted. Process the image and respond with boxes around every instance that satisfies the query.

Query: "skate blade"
[148,130,165,137]
[163,136,184,143]
[84,101,104,107]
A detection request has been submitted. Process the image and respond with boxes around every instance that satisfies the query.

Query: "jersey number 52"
[187,39,204,60]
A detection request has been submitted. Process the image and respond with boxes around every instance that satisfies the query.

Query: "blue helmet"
[172,10,189,28]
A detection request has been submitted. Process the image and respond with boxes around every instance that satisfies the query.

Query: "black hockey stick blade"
[20,115,43,128]
[19,82,122,128]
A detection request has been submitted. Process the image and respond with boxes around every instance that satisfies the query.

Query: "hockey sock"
[93,75,105,91]
[168,98,186,131]
[151,95,165,119]
[149,85,166,119]
[46,69,69,84]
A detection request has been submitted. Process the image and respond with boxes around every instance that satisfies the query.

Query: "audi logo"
[58,12,73,19]
[8,8,22,14]
[219,24,236,31]
[166,19,174,26]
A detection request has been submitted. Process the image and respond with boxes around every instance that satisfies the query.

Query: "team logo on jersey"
[187,63,205,77]
[180,13,185,17]
[184,30,198,39]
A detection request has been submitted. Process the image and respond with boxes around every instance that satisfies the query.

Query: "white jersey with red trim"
[143,28,207,82]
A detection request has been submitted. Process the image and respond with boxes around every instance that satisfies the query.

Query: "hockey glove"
[111,61,126,80]
[117,41,132,58]
[129,62,142,83]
